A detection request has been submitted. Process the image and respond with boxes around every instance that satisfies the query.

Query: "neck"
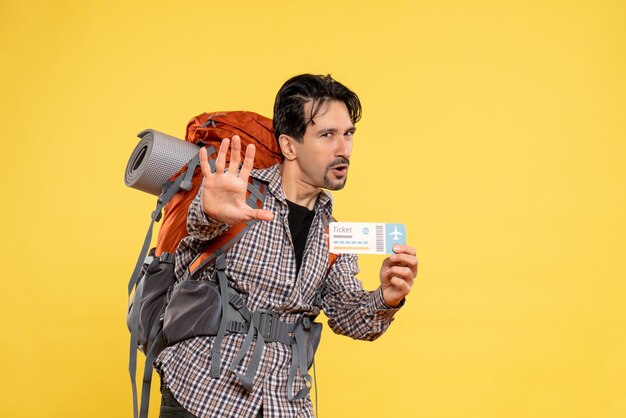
[280,162,321,210]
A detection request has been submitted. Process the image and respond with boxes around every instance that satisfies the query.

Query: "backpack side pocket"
[163,280,222,345]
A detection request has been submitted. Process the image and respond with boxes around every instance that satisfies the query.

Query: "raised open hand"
[198,135,274,225]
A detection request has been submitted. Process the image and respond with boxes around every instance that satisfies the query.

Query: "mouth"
[329,164,349,177]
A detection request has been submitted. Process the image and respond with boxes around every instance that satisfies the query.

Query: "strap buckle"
[230,293,245,310]
[257,310,279,342]
[301,316,311,330]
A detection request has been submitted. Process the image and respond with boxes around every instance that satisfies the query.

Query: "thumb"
[251,209,274,221]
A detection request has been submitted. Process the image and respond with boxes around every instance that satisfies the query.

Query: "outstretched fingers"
[214,137,230,174]
[239,143,256,181]
[199,146,213,177]
[228,135,241,173]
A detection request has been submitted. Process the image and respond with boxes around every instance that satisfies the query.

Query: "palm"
[199,136,274,225]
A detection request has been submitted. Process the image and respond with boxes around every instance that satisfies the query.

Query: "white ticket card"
[329,222,407,254]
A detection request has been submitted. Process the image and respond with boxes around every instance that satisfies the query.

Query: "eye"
[321,132,333,138]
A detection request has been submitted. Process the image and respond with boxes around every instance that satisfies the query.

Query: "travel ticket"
[329,222,407,254]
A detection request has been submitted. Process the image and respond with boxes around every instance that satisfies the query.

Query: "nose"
[336,135,352,159]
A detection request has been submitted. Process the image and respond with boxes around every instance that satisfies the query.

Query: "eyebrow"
[317,126,357,135]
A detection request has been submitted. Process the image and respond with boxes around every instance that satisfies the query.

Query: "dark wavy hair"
[273,74,362,143]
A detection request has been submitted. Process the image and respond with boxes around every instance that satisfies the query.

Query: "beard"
[323,157,350,190]
[323,173,348,190]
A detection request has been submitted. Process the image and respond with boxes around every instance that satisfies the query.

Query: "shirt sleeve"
[319,253,404,341]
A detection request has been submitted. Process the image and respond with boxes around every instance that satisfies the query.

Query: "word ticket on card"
[329,222,406,254]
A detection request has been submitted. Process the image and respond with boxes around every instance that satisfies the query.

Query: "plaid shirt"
[155,164,402,418]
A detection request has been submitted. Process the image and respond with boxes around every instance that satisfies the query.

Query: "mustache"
[327,157,350,169]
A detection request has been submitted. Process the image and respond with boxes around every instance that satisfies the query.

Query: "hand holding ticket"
[329,222,407,254]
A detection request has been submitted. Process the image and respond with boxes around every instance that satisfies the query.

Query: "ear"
[279,134,297,161]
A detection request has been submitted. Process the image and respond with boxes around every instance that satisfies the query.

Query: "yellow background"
[1,1,625,417]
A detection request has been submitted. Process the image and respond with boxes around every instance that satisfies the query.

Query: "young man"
[154,74,418,417]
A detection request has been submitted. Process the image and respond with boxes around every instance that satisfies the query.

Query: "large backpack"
[126,111,336,418]
[126,111,282,418]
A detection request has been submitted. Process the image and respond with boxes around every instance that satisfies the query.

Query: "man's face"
[292,100,356,191]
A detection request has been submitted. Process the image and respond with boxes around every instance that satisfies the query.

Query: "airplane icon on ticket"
[389,225,404,241]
